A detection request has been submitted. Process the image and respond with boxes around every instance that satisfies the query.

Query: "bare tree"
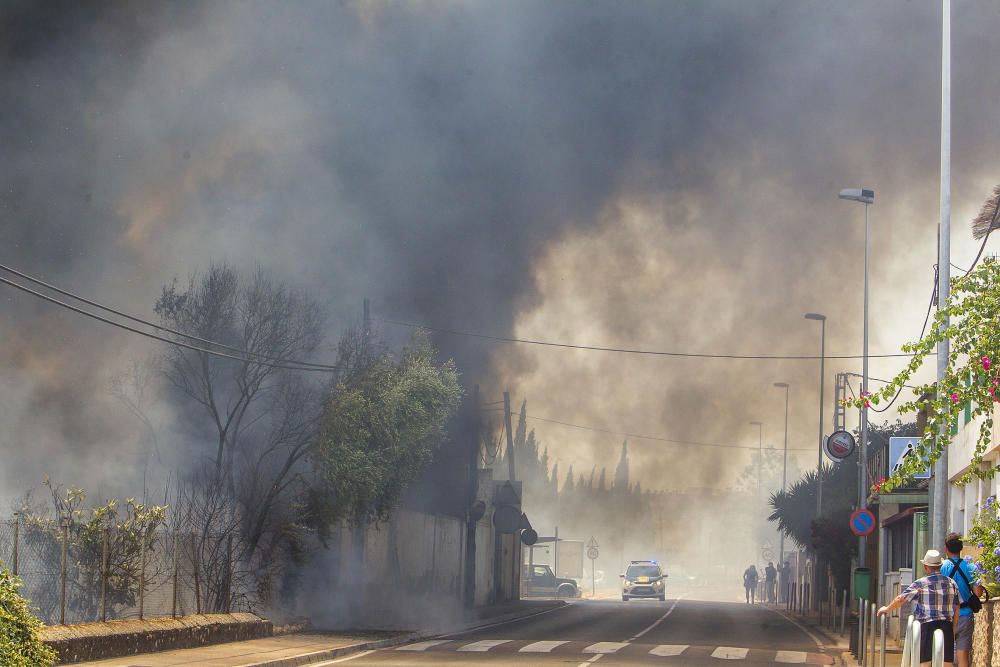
[154,265,326,610]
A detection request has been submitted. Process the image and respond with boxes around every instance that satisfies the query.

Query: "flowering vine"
[845,256,999,492]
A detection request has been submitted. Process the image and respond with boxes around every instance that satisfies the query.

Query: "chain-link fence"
[0,518,246,625]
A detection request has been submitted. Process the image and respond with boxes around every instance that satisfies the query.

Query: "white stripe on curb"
[396,640,450,651]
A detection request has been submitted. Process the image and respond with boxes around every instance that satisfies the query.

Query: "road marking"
[775,650,808,663]
[583,642,630,654]
[520,640,570,653]
[457,639,511,652]
[310,651,375,665]
[629,595,686,640]
[711,646,750,659]
[577,654,605,667]
[396,640,450,651]
[764,606,826,651]
[649,644,688,656]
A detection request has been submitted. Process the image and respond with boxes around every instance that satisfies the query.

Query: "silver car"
[621,560,666,601]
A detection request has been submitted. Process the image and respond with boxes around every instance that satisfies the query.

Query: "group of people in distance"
[741,560,790,604]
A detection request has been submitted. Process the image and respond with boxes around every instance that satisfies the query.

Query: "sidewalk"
[71,600,567,666]
[771,604,903,667]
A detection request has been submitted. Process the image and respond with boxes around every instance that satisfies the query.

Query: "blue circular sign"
[850,509,875,536]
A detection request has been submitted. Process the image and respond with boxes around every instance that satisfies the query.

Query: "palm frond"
[972,184,1000,240]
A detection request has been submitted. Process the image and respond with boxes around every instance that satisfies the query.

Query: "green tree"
[312,332,461,525]
[0,568,56,667]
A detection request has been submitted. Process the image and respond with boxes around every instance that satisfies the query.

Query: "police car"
[620,560,667,601]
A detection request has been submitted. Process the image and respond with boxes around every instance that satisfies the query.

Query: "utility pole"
[774,383,790,569]
[464,385,481,607]
[931,0,951,549]
[503,391,516,481]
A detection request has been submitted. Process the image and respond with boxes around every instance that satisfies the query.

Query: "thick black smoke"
[0,1,998,500]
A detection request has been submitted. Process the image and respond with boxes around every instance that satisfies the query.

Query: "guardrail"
[854,598,888,667]
[899,614,946,667]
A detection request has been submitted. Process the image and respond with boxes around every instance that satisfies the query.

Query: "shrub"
[967,496,1000,597]
[0,567,56,667]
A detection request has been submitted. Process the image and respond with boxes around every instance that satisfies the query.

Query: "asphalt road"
[323,598,838,666]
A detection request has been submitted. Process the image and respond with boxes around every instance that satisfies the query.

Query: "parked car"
[621,560,667,601]
[523,564,580,598]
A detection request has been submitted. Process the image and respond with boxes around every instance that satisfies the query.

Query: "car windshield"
[626,565,661,578]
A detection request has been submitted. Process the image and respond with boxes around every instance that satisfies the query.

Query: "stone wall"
[972,601,1000,667]
[40,612,272,664]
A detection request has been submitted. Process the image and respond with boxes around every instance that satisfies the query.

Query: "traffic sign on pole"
[850,509,876,536]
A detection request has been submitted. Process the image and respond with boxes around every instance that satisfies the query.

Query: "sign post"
[850,509,876,537]
[586,536,599,597]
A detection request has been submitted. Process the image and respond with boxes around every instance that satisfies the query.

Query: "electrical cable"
[0,262,342,371]
[480,407,812,452]
[0,275,344,372]
[380,318,925,361]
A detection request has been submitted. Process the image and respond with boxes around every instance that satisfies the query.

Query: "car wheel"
[557,584,576,599]
[658,595,665,601]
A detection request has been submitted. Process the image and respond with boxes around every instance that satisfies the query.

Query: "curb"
[233,601,570,667]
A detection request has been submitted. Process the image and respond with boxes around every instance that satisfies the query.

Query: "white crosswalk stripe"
[519,640,570,653]
[711,646,750,660]
[649,644,688,656]
[583,642,631,654]
[775,650,807,663]
[457,639,512,652]
[396,640,450,651]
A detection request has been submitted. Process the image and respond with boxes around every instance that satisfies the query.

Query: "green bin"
[853,567,872,601]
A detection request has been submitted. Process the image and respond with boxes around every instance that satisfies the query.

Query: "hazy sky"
[0,0,997,498]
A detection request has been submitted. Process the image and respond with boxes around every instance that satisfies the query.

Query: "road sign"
[889,437,931,480]
[825,430,856,461]
[586,536,599,560]
[762,547,774,562]
[850,509,876,536]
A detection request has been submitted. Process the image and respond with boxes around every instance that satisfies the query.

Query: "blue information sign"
[888,437,932,480]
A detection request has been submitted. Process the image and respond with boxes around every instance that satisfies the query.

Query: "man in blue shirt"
[940,533,984,667]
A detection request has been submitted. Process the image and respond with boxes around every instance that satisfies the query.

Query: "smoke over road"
[0,0,998,504]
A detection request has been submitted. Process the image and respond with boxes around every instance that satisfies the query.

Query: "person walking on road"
[743,564,759,604]
[941,533,984,667]
[878,550,959,667]
[764,562,777,604]
[778,561,791,603]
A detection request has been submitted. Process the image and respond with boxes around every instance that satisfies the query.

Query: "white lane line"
[775,650,808,663]
[309,651,375,665]
[583,642,630,654]
[649,644,688,656]
[456,639,511,652]
[764,606,827,651]
[396,640,451,651]
[577,654,605,667]
[629,595,686,640]
[711,646,750,660]
[519,640,570,653]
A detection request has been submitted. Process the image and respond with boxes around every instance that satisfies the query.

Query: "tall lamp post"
[804,313,827,518]
[773,382,790,572]
[839,187,874,568]
[750,421,763,564]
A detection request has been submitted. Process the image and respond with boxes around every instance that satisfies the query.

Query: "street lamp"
[804,313,826,519]
[750,421,763,565]
[839,187,874,568]
[773,382,790,575]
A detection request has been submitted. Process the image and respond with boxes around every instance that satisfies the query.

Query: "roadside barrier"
[931,628,944,667]
[853,598,890,667]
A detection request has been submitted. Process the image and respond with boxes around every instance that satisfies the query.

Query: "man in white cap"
[877,549,959,666]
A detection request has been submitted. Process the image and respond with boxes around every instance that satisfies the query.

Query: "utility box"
[854,567,872,601]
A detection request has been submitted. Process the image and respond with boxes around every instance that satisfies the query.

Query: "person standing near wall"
[743,565,758,604]
[764,561,777,604]
[941,533,984,667]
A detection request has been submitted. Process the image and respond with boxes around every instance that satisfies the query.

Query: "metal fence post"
[100,527,109,622]
[900,615,912,667]
[857,599,865,666]
[840,589,847,635]
[11,512,19,576]
[931,628,944,667]
[59,515,69,625]
[193,534,202,615]
[171,529,180,618]
[138,529,147,620]
[879,613,887,667]
[868,602,876,667]
[911,622,921,667]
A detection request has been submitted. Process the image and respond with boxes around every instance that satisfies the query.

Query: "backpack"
[946,558,983,614]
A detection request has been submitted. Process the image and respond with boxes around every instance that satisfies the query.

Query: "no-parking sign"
[849,509,876,536]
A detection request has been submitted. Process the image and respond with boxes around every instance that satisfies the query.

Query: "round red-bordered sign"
[849,509,876,536]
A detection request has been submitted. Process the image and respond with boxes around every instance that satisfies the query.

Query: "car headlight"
[654,579,664,587]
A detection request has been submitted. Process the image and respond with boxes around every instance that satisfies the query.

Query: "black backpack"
[946,558,983,614]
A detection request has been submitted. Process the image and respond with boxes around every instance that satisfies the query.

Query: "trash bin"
[853,567,872,601]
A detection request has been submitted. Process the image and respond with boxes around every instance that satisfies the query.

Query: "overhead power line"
[481,407,813,452]
[0,274,344,372]
[0,262,342,371]
[381,318,926,361]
